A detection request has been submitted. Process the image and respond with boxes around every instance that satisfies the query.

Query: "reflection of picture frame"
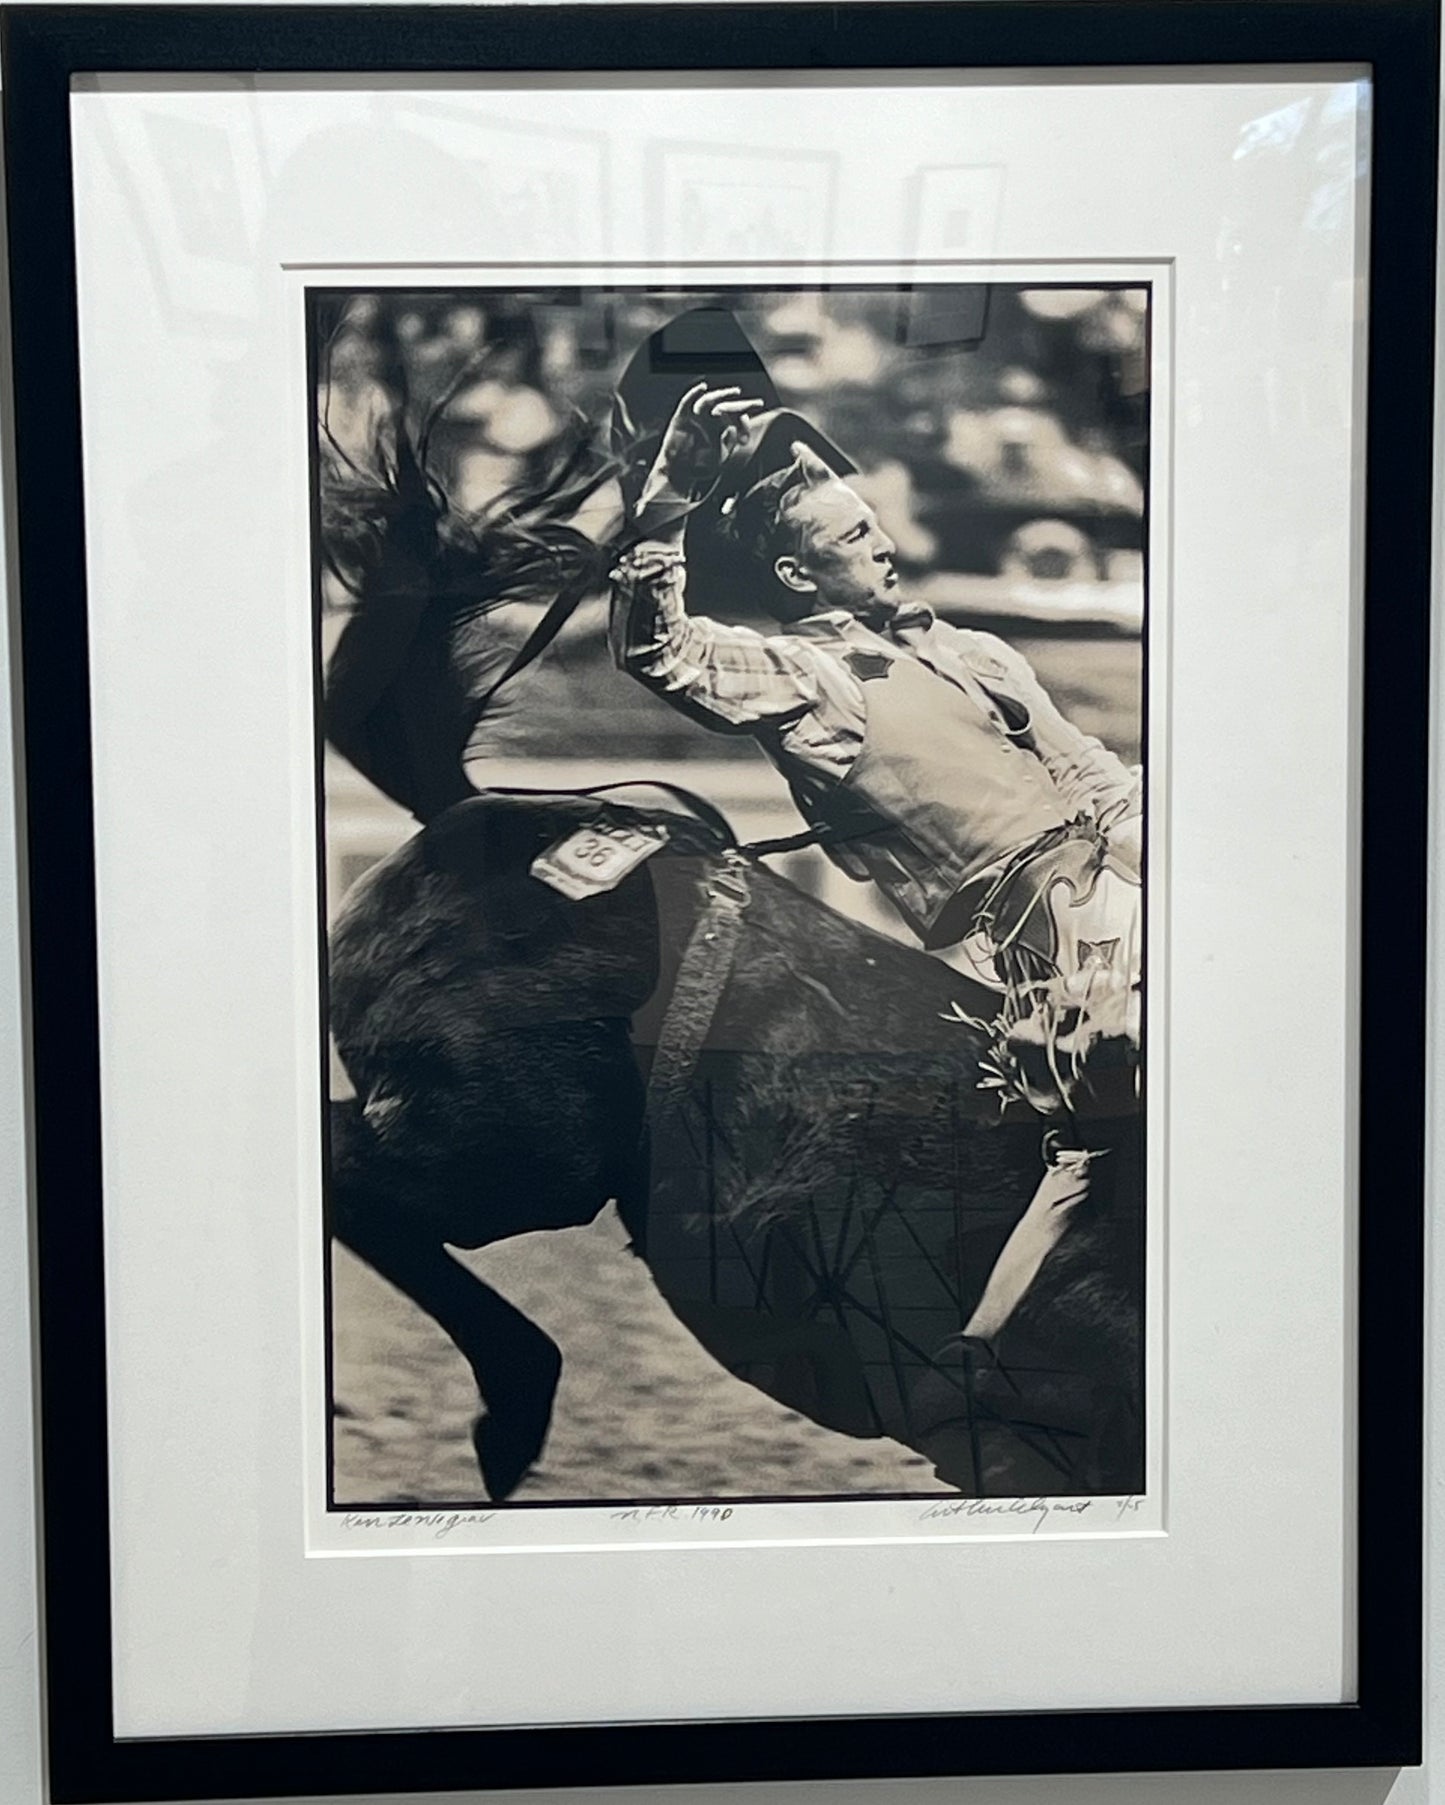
[80,75,272,336]
[387,97,613,263]
[649,140,839,262]
[2,4,1435,1801]
[910,163,1008,260]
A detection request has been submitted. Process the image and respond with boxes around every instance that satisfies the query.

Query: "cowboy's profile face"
[774,478,899,619]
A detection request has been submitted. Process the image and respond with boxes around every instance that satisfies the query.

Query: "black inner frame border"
[1,4,1435,1800]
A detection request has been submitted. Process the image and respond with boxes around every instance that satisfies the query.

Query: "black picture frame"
[2,3,1434,1799]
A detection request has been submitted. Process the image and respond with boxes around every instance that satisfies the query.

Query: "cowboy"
[609,364,1144,1027]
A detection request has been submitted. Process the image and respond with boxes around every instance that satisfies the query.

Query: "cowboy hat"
[612,305,855,613]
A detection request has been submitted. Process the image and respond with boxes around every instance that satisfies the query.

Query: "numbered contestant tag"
[530,819,670,900]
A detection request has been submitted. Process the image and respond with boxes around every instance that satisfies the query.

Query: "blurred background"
[317,282,1148,941]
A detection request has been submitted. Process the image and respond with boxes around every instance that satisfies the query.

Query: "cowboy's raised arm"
[609,383,824,732]
[609,538,826,732]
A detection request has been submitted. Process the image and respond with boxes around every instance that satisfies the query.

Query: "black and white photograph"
[314,281,1150,1511]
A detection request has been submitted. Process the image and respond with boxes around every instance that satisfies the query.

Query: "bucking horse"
[327,784,1144,1504]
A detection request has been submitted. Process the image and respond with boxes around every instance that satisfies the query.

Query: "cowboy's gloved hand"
[637,381,765,526]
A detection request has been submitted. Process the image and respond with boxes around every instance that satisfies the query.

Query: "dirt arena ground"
[331,1205,954,1506]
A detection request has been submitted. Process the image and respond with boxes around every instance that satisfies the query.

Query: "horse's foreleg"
[329,1144,561,1501]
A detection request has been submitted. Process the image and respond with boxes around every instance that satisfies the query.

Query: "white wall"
[0,4,1438,1802]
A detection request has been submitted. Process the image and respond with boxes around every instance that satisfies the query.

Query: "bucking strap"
[645,856,752,1122]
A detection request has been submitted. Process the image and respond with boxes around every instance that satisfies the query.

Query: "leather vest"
[787,648,1070,948]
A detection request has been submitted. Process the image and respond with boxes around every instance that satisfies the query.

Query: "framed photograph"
[2,2,1434,1799]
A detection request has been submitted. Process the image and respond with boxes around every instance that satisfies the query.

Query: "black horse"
[327,787,1143,1504]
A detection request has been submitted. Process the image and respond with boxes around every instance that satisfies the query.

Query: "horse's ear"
[730,441,837,550]
[791,440,838,485]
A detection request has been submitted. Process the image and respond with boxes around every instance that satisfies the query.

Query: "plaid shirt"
[610,542,1142,873]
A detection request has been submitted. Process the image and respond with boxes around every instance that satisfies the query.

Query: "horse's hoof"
[471,1343,562,1502]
